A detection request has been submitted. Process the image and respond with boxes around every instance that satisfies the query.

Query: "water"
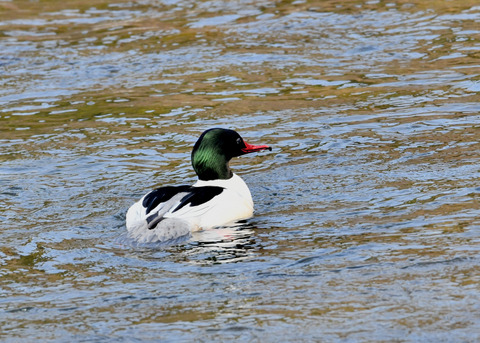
[1,0,480,341]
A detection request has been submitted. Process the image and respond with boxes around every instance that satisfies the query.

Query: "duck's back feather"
[142,185,191,213]
[143,186,224,230]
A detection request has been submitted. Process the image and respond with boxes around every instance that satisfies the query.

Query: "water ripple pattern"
[1,1,479,342]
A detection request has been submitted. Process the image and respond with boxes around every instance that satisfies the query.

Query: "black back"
[172,186,224,213]
[142,185,191,213]
[143,185,224,215]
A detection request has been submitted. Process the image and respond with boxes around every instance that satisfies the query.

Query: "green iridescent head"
[191,128,271,181]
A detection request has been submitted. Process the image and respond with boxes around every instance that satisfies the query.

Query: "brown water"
[1,0,480,341]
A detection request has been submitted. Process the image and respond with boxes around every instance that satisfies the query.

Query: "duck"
[126,128,272,242]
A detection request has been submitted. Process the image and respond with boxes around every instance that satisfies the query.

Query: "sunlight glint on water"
[1,0,479,341]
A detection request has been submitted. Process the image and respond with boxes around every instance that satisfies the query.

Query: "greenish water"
[1,0,479,341]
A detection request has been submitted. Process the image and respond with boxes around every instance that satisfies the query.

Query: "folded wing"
[126,185,225,233]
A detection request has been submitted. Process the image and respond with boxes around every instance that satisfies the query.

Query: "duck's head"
[191,128,271,181]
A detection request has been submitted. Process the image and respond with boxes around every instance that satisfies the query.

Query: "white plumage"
[126,174,254,242]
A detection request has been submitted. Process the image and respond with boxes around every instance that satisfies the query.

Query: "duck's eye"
[236,138,242,145]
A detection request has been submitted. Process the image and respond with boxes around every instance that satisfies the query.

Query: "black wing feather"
[142,185,192,213]
[172,186,224,213]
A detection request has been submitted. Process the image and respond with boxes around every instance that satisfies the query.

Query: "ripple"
[1,0,480,342]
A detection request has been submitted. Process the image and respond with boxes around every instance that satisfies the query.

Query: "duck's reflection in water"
[188,224,257,264]
[116,223,259,264]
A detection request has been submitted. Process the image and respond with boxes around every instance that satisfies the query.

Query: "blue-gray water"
[1,1,479,342]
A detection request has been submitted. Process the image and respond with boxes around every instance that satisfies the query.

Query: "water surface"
[1,0,479,341]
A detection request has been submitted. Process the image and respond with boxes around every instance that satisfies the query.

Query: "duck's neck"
[192,150,232,181]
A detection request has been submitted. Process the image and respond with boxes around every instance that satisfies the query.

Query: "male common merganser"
[126,128,271,242]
